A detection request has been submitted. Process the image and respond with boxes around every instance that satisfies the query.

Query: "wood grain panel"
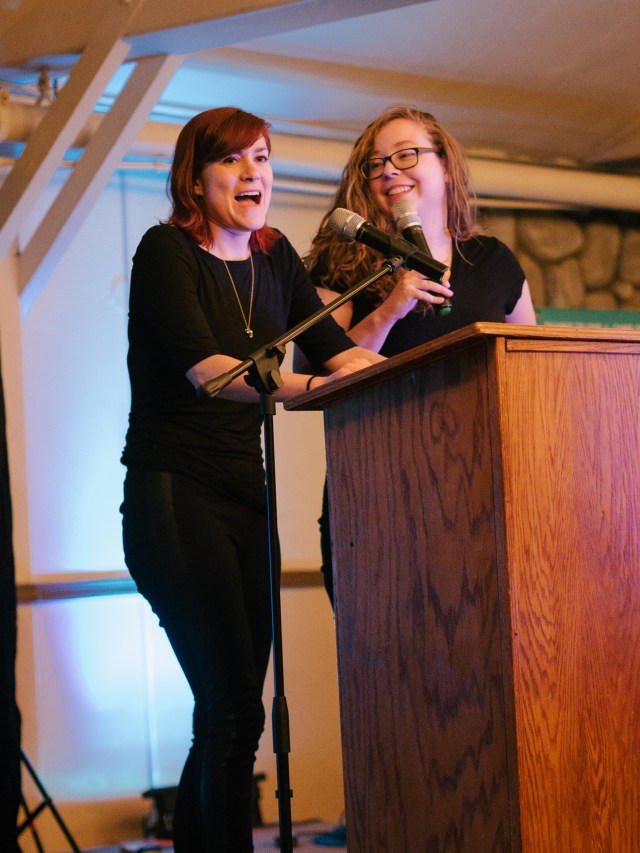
[500,348,640,852]
[302,326,640,852]
[287,324,640,414]
[326,342,518,852]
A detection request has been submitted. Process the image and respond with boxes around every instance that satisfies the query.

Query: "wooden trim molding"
[16,569,323,604]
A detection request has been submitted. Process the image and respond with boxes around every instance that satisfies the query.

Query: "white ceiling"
[1,0,639,170]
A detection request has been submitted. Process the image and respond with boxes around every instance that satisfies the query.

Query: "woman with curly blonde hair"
[304,104,535,603]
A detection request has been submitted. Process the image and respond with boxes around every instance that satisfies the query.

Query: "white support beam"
[0,0,421,66]
[0,0,147,262]
[17,53,182,315]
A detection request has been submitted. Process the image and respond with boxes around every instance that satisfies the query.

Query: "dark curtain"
[0,346,21,851]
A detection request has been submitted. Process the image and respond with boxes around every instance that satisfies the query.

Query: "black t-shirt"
[121,224,354,507]
[350,236,525,357]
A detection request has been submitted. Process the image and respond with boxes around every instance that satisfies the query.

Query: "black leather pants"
[121,469,272,853]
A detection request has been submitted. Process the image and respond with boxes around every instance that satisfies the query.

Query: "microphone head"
[328,207,366,240]
[392,198,422,231]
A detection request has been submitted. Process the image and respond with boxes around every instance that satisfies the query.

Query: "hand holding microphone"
[392,199,452,316]
[327,207,453,314]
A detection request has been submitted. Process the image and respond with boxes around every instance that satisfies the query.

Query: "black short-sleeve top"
[351,236,525,357]
[121,224,354,506]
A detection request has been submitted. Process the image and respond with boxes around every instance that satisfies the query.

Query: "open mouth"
[235,191,262,205]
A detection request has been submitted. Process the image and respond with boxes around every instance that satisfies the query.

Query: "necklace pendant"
[222,256,255,340]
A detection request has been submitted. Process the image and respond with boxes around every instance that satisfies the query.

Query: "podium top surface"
[285,321,640,411]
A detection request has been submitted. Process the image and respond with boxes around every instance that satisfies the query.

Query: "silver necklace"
[222,254,255,339]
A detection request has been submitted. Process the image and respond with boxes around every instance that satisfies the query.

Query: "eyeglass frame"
[359,146,439,181]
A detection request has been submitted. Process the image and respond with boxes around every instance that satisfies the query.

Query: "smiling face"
[194,135,273,244]
[367,118,448,226]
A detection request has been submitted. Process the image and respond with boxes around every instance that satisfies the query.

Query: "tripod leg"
[19,751,82,852]
[17,793,45,853]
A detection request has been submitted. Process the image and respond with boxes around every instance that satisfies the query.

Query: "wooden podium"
[287,323,640,853]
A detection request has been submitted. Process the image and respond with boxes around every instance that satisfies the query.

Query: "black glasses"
[360,146,438,180]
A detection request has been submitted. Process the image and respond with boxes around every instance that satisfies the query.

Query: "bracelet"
[306,374,318,391]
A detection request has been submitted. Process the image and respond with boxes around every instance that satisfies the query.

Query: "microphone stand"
[198,256,403,852]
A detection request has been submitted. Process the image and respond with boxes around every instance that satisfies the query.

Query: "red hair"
[166,107,280,253]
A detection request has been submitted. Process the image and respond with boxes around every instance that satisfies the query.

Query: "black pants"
[121,469,272,853]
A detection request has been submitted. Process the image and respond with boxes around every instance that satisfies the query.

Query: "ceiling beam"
[17,52,182,316]
[124,0,425,58]
[194,47,640,165]
[0,0,426,69]
[0,0,148,262]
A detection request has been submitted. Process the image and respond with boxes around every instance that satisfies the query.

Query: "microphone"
[328,207,450,285]
[392,199,452,316]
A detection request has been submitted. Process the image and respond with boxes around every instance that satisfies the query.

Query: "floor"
[254,820,347,850]
[85,820,347,852]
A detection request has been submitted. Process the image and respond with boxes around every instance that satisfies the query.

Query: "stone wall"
[480,209,640,311]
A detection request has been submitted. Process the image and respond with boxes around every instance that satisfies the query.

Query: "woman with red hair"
[120,107,380,853]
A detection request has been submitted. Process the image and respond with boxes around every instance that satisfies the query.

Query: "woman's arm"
[314,286,354,331]
[187,354,321,402]
[292,286,353,374]
[187,348,383,403]
[332,270,453,353]
[301,274,453,358]
[505,281,537,324]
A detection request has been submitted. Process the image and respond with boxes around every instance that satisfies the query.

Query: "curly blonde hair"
[305,105,480,301]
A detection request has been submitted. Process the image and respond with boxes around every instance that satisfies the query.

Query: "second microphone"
[392,198,452,316]
[328,207,451,286]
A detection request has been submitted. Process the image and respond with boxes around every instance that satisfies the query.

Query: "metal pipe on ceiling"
[1,100,639,212]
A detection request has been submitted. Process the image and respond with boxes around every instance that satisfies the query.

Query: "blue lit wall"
[31,594,193,796]
[21,169,196,797]
[22,171,168,574]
